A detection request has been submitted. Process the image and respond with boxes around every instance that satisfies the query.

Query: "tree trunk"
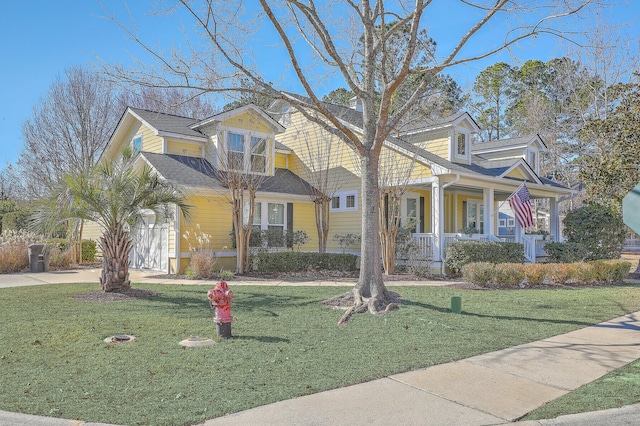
[99,225,131,292]
[354,155,388,301]
[315,199,330,253]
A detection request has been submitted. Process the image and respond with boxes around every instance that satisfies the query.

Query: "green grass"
[523,358,640,421]
[1,283,640,425]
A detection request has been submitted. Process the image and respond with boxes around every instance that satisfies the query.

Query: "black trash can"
[28,244,49,273]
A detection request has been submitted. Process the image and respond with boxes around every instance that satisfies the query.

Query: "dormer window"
[455,132,467,158]
[223,129,271,174]
[529,151,537,172]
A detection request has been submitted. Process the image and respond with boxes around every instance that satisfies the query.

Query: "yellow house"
[87,105,317,273]
[88,99,572,274]
[270,98,572,267]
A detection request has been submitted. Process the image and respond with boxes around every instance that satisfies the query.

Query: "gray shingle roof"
[472,134,547,152]
[140,152,312,196]
[129,108,206,139]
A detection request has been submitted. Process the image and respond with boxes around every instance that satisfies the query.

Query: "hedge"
[252,251,358,273]
[462,260,631,287]
[445,241,524,274]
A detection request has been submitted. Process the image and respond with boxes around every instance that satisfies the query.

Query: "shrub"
[563,204,626,260]
[461,262,494,286]
[396,227,434,278]
[0,229,42,274]
[332,233,361,253]
[544,241,589,263]
[253,251,358,273]
[445,241,524,274]
[461,260,631,287]
[48,245,73,269]
[493,263,526,286]
[524,263,547,286]
[186,250,219,279]
[82,239,97,262]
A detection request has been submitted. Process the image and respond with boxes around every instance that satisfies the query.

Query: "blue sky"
[1,1,638,169]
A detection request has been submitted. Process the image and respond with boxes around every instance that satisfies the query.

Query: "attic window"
[455,133,467,157]
[132,135,142,154]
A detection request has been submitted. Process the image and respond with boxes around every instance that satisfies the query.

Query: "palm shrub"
[32,147,190,292]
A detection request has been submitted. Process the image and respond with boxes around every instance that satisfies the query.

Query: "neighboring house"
[86,100,572,273]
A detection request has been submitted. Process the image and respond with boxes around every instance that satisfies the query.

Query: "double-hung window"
[455,132,467,158]
[252,201,286,247]
[224,130,270,174]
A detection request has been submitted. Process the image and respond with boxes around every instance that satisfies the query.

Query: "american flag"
[508,183,535,229]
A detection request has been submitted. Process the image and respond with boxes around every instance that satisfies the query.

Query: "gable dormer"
[398,112,480,165]
[191,104,286,176]
[472,134,547,174]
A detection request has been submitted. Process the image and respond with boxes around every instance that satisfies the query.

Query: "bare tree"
[17,66,123,199]
[377,149,417,275]
[103,0,599,322]
[121,86,218,119]
[213,130,270,274]
[285,123,348,253]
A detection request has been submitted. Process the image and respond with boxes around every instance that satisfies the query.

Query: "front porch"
[411,232,552,266]
[403,175,565,269]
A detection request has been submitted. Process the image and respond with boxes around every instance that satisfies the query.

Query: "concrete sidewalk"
[0,268,458,288]
[203,311,640,425]
[1,269,640,425]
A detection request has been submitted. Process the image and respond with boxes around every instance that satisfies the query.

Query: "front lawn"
[1,283,640,425]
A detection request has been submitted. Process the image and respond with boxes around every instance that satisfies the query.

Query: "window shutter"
[419,196,425,233]
[286,203,294,248]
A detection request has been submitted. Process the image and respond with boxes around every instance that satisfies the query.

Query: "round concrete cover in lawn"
[180,336,216,347]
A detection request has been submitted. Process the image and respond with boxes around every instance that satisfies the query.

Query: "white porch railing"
[411,233,435,259]
[411,233,546,263]
[522,235,536,263]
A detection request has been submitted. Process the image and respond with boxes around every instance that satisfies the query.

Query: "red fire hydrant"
[207,281,233,338]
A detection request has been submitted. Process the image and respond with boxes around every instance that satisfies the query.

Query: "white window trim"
[330,190,358,212]
[454,131,469,160]
[250,200,288,231]
[507,218,515,227]
[401,192,420,233]
[219,126,273,176]
[499,219,506,228]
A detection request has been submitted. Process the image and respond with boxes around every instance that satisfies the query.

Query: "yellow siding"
[278,111,361,180]
[220,112,272,133]
[166,139,203,157]
[416,135,449,160]
[105,121,164,160]
[505,168,526,180]
[181,195,234,253]
[292,202,317,250]
[274,153,288,169]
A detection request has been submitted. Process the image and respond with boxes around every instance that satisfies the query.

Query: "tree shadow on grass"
[230,335,290,343]
[402,299,595,327]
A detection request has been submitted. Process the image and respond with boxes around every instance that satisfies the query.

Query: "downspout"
[174,204,181,275]
[440,174,461,277]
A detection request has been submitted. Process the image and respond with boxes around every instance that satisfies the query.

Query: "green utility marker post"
[451,296,462,313]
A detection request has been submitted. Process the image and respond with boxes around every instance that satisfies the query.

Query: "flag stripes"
[508,183,535,228]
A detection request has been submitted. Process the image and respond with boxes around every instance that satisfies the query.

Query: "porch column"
[549,196,560,241]
[431,179,443,262]
[483,187,495,236]
[514,213,523,243]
